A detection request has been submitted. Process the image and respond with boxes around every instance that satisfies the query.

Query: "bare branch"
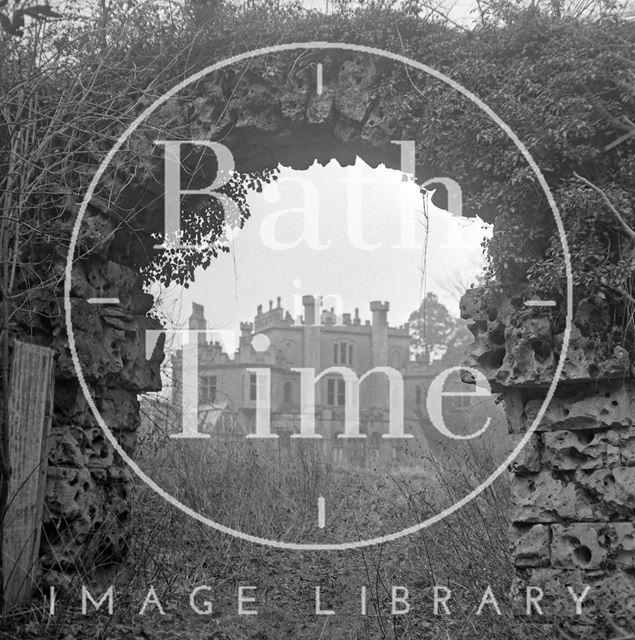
[573,172,635,244]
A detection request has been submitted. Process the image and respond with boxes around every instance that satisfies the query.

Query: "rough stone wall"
[461,288,635,638]
[21,209,164,587]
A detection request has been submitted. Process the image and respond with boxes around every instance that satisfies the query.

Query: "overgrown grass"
[1,420,552,640]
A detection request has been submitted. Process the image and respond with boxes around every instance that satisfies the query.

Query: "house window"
[454,394,472,411]
[283,381,293,404]
[249,373,257,401]
[199,376,217,404]
[327,378,346,406]
[333,341,353,365]
[415,385,422,406]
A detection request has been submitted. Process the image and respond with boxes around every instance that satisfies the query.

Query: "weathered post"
[2,341,54,609]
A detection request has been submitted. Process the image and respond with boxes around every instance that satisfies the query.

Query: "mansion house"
[170,296,442,467]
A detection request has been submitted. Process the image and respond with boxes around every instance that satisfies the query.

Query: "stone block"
[85,260,137,301]
[307,85,335,124]
[542,429,620,471]
[236,86,282,130]
[55,301,117,382]
[98,389,140,431]
[557,324,630,382]
[553,620,611,640]
[280,69,310,121]
[512,523,551,567]
[511,568,635,633]
[57,302,162,392]
[525,379,635,432]
[510,471,579,522]
[498,317,556,387]
[41,464,131,574]
[99,305,134,331]
[512,466,635,523]
[552,523,635,571]
[48,426,85,467]
[360,96,402,146]
[459,288,632,389]
[574,467,635,520]
[83,427,115,468]
[44,467,102,534]
[334,58,378,122]
[620,426,635,466]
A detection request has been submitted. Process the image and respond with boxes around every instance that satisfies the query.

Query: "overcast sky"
[152,159,492,335]
[301,0,481,25]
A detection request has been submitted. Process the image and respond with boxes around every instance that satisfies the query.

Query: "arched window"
[283,381,293,404]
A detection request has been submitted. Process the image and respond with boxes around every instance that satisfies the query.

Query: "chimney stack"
[239,322,253,355]
[370,301,389,367]
[370,301,390,407]
[302,295,316,325]
[302,295,320,400]
[189,302,207,346]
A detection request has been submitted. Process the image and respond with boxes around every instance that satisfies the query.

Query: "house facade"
[170,296,441,467]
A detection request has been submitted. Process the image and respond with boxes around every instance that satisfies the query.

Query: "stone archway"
[27,46,634,636]
[52,50,446,584]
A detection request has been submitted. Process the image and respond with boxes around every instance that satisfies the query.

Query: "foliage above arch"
[0,0,632,338]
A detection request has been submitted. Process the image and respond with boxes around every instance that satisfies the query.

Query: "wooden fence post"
[2,340,55,609]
